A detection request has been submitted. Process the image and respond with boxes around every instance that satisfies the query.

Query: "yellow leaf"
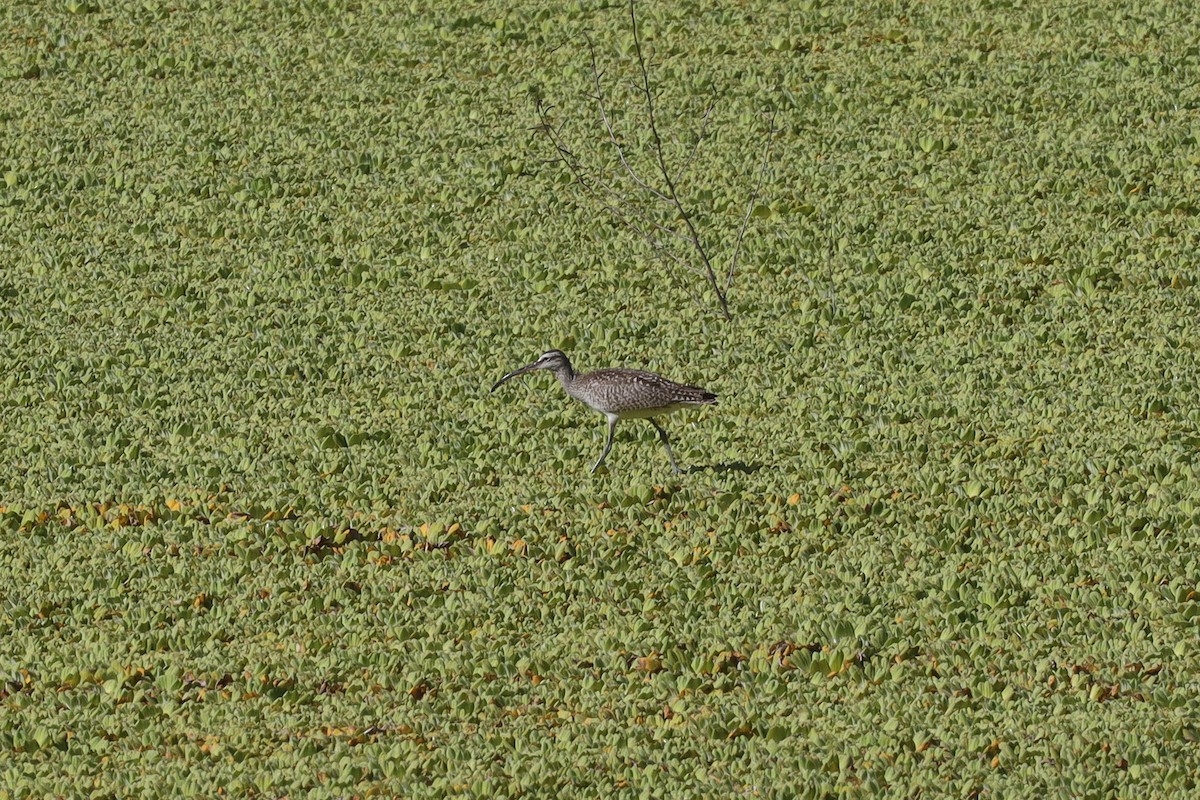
[635,653,663,673]
[787,493,801,505]
[726,724,753,740]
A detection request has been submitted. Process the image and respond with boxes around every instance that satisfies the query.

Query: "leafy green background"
[3,0,1200,796]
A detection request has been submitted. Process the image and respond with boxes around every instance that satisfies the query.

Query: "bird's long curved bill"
[490,363,536,393]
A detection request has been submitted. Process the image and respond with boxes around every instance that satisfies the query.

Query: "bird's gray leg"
[648,418,681,474]
[592,416,618,473]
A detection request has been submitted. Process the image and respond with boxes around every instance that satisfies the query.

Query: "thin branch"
[534,100,689,265]
[725,113,777,292]
[585,34,672,204]
[679,91,718,186]
[663,250,709,313]
[534,99,713,317]
[532,1,773,323]
[588,170,691,249]
[532,101,590,187]
[628,0,731,320]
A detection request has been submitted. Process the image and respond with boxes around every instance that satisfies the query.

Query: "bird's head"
[490,350,573,392]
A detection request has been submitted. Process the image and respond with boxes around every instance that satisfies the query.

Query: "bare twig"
[535,100,690,264]
[680,92,718,185]
[585,33,672,205]
[531,0,775,322]
[530,101,705,316]
[628,0,731,320]
[726,113,777,291]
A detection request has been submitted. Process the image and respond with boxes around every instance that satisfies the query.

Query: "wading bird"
[490,350,717,474]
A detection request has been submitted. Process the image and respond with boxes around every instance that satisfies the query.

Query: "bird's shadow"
[684,461,768,475]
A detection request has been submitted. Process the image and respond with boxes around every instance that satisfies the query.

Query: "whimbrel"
[490,350,717,474]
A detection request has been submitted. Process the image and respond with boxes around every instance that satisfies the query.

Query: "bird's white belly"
[589,402,693,419]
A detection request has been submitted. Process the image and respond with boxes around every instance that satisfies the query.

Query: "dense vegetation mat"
[3,0,1200,796]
